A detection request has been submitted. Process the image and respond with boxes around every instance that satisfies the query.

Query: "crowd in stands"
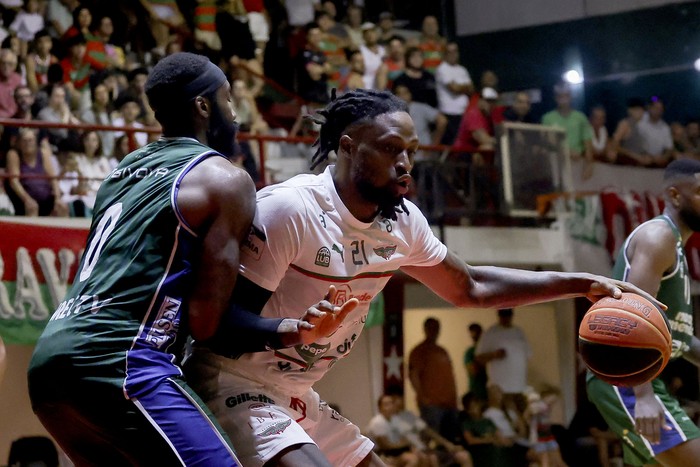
[0,0,695,220]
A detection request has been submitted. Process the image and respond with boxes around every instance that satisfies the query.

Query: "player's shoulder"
[634,218,678,248]
[256,172,330,215]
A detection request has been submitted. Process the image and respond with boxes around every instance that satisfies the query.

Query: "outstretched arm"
[401,250,661,310]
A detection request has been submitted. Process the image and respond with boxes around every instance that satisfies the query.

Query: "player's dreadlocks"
[309,89,410,220]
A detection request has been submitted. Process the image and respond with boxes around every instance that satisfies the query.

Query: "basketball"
[578,292,672,387]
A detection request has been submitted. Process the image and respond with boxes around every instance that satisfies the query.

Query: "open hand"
[584,275,666,311]
[296,285,359,345]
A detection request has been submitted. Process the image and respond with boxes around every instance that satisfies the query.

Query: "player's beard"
[679,205,700,232]
[355,177,403,217]
[207,102,239,157]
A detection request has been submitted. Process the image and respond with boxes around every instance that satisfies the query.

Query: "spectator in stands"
[37,83,80,148]
[316,10,348,93]
[285,0,322,29]
[366,394,425,466]
[395,83,446,153]
[118,66,155,125]
[59,31,90,109]
[392,393,473,467]
[461,392,512,466]
[108,133,129,169]
[409,15,445,74]
[24,29,58,93]
[377,11,401,46]
[316,6,349,42]
[0,48,22,117]
[9,0,44,58]
[435,41,473,145]
[0,84,42,154]
[483,383,530,466]
[5,128,67,216]
[57,151,89,217]
[502,91,535,124]
[46,0,79,39]
[359,22,385,89]
[393,46,438,108]
[610,97,649,166]
[74,129,111,210]
[81,82,116,157]
[297,22,331,105]
[338,48,364,92]
[343,3,364,49]
[454,86,499,154]
[541,83,594,178]
[140,0,187,54]
[243,0,270,60]
[88,14,126,70]
[670,121,696,161]
[589,105,615,162]
[376,34,405,91]
[409,317,460,440]
[687,120,700,155]
[113,93,148,151]
[638,96,673,167]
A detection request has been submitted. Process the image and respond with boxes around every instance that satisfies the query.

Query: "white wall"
[455,0,686,35]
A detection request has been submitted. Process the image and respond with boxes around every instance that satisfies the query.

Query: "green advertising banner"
[0,217,89,344]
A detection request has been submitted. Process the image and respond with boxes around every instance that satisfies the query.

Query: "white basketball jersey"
[230,166,447,395]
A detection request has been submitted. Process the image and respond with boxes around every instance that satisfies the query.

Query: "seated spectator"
[139,0,187,54]
[62,5,92,41]
[686,120,700,155]
[0,48,22,117]
[525,388,567,467]
[91,14,125,69]
[0,84,46,154]
[376,35,406,91]
[461,392,513,467]
[393,47,438,108]
[243,0,271,60]
[637,97,673,167]
[57,152,89,217]
[338,48,364,93]
[297,22,332,105]
[73,130,111,210]
[117,66,154,125]
[392,394,473,467]
[5,128,67,216]
[359,22,385,90]
[24,29,58,93]
[193,0,221,52]
[589,105,615,163]
[59,31,90,110]
[610,97,649,166]
[483,384,529,466]
[316,10,348,93]
[81,81,116,157]
[409,15,446,74]
[671,121,697,161]
[366,394,425,466]
[37,83,80,149]
[377,11,402,46]
[9,0,44,58]
[343,4,364,49]
[502,91,536,124]
[112,93,148,151]
[108,133,130,169]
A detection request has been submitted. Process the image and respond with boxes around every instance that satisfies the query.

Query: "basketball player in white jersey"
[185,89,659,467]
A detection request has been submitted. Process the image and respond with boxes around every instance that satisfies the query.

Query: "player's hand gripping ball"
[578,292,672,387]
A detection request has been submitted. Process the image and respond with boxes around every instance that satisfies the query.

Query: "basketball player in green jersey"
[27,52,355,466]
[588,159,700,466]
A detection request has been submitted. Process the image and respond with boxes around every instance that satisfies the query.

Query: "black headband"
[181,62,227,100]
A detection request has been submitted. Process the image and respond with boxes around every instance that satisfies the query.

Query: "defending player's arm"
[400,250,662,310]
[620,223,677,444]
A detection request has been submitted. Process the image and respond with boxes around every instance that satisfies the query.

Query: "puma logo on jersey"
[373,245,397,260]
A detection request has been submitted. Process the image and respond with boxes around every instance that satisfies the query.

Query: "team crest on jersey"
[258,419,292,437]
[243,224,266,260]
[315,246,331,267]
[373,244,397,260]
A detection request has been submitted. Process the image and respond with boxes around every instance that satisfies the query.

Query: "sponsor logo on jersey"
[334,284,373,306]
[225,393,275,408]
[144,296,181,349]
[373,244,397,260]
[258,419,292,436]
[295,342,331,368]
[315,247,331,267]
[243,224,266,260]
[109,166,169,179]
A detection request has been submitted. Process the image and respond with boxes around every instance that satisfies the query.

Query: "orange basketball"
[578,292,672,387]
